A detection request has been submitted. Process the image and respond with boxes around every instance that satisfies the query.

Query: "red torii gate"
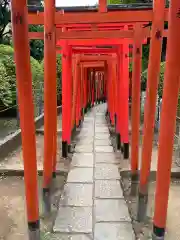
[10,0,180,240]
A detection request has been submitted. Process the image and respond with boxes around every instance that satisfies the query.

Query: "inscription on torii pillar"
[13,13,23,24]
[177,8,180,18]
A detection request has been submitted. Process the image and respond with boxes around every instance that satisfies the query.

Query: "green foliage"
[108,0,137,3]
[0,44,44,116]
[0,0,11,44]
[29,25,44,61]
[30,57,44,115]
[142,44,150,72]
[141,61,180,112]
[108,0,122,3]
[141,62,165,98]
[41,54,62,105]
[0,44,13,55]
[0,45,16,108]
[56,54,62,104]
[0,61,12,107]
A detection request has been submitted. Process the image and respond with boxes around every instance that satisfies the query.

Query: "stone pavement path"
[53,104,135,239]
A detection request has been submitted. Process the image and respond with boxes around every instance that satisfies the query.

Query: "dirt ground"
[121,178,180,240]
[0,115,70,240]
[0,174,67,240]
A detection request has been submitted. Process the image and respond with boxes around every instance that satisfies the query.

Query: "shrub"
[30,57,44,116]
[141,62,180,112]
[41,54,62,105]
[56,54,62,105]
[0,44,44,116]
[0,61,12,107]
[0,44,14,56]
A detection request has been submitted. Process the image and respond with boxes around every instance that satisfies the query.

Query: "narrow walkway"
[53,104,135,239]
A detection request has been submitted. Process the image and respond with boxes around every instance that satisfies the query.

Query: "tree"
[0,0,11,44]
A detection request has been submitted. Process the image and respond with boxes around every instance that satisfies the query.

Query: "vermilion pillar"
[11,0,39,238]
[121,39,130,159]
[62,42,72,157]
[138,0,165,221]
[83,68,88,112]
[76,62,81,127]
[111,58,116,126]
[153,0,180,238]
[92,69,95,106]
[116,47,122,150]
[79,64,83,124]
[131,24,142,193]
[71,58,76,129]
[107,61,113,123]
[43,0,56,214]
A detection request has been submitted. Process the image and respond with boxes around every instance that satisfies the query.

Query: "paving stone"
[95,139,111,146]
[94,222,135,240]
[96,113,105,115]
[76,136,94,142]
[81,127,94,132]
[76,140,94,146]
[71,153,94,168]
[54,206,92,233]
[60,183,93,206]
[95,164,120,180]
[75,145,93,153]
[51,234,93,240]
[95,153,119,164]
[95,133,110,140]
[95,180,123,199]
[95,145,114,153]
[78,132,94,138]
[95,127,109,133]
[95,122,107,126]
[95,199,131,222]
[95,118,106,123]
[67,168,93,183]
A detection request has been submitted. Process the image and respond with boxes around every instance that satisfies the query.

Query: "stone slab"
[95,180,123,199]
[95,164,120,180]
[67,168,93,183]
[95,146,114,153]
[79,128,94,133]
[94,222,135,240]
[78,133,94,138]
[95,153,119,164]
[95,133,110,140]
[95,199,131,222]
[75,145,93,153]
[95,127,109,133]
[60,183,93,206]
[95,123,107,127]
[95,139,111,146]
[51,234,93,240]
[95,119,106,123]
[71,153,94,168]
[76,140,94,146]
[76,136,94,142]
[54,206,92,233]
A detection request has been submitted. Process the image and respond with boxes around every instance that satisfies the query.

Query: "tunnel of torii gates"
[10,0,180,239]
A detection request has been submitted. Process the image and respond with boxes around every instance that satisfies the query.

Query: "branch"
[2,29,12,37]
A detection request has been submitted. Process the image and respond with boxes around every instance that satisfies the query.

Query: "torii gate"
[10,0,180,239]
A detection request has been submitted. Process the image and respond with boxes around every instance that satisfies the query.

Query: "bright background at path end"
[56,0,97,6]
